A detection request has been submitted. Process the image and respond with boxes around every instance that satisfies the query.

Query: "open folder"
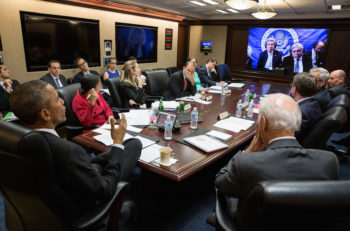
[183,135,228,153]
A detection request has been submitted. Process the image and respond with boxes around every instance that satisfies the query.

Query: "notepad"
[206,130,233,143]
[183,135,228,153]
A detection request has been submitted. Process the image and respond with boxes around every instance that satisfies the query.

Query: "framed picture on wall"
[165,28,173,50]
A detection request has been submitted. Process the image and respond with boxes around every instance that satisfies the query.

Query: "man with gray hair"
[283,43,312,75]
[291,72,323,142]
[310,67,331,112]
[213,93,339,227]
[328,69,348,98]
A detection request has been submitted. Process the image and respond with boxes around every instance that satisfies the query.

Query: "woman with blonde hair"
[120,60,146,107]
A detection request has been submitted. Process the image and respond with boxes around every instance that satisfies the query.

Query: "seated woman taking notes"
[72,74,115,127]
[120,60,147,108]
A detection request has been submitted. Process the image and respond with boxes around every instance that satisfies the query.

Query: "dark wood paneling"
[226,29,249,70]
[177,24,187,69]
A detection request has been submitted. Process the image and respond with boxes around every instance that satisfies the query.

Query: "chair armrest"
[215,188,238,231]
[72,181,130,230]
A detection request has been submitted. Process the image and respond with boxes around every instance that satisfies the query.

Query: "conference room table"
[73,82,290,182]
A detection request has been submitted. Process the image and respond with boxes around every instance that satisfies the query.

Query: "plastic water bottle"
[247,101,254,118]
[244,89,250,103]
[164,115,173,140]
[236,99,242,117]
[221,85,225,95]
[190,107,198,129]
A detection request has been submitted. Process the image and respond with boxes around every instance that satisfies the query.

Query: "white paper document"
[93,133,134,146]
[227,83,244,89]
[95,123,143,133]
[206,130,233,141]
[134,135,156,149]
[140,144,162,163]
[208,89,222,94]
[123,109,151,126]
[214,116,255,133]
[152,101,179,111]
[184,135,228,153]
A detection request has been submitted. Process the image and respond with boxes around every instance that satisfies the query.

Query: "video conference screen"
[116,23,157,64]
[201,41,213,52]
[246,28,329,74]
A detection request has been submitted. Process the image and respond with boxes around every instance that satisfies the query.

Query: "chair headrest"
[0,121,33,155]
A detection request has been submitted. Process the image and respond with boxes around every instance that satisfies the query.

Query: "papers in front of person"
[152,101,179,111]
[183,135,228,153]
[206,130,233,142]
[97,123,143,133]
[227,83,244,89]
[214,116,255,133]
[140,144,162,163]
[93,132,134,146]
[123,109,152,126]
[208,85,223,94]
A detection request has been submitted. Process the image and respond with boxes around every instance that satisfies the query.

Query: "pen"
[86,94,91,100]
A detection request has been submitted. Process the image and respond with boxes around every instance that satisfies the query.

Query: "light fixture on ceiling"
[189,1,207,6]
[202,0,219,5]
[227,8,239,13]
[216,9,228,14]
[251,0,277,20]
[224,0,258,11]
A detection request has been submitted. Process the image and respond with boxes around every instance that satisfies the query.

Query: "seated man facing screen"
[163,61,197,100]
[40,60,68,89]
[0,63,20,117]
[9,80,142,227]
[213,93,339,228]
[198,57,225,87]
[73,57,100,84]
[290,72,323,142]
[309,67,331,112]
[327,69,349,98]
[72,74,114,127]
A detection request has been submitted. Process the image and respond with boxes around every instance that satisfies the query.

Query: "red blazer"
[72,90,113,127]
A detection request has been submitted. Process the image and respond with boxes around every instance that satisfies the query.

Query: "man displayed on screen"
[283,43,312,75]
[305,41,325,68]
[257,38,282,70]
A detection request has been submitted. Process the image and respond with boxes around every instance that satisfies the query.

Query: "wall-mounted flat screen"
[200,41,213,53]
[246,28,329,74]
[116,23,157,64]
[20,12,100,72]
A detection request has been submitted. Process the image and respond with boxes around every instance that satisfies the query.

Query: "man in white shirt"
[0,63,20,116]
[257,38,282,70]
[40,60,68,89]
[306,41,325,68]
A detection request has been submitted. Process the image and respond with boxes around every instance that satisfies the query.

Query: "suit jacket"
[314,87,331,112]
[40,73,68,89]
[295,97,323,142]
[257,50,282,70]
[282,55,312,75]
[215,138,339,217]
[0,79,20,115]
[38,131,125,222]
[305,50,325,68]
[163,70,197,100]
[198,65,218,87]
[120,81,146,107]
[73,70,99,84]
[328,83,349,98]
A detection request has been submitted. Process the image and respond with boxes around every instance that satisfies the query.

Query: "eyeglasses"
[110,62,117,65]
[78,61,86,66]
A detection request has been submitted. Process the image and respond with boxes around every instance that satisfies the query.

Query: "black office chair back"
[217,64,232,82]
[105,78,124,108]
[57,83,81,127]
[166,66,178,76]
[327,94,350,112]
[0,121,70,231]
[144,70,169,96]
[301,106,347,149]
[236,181,350,231]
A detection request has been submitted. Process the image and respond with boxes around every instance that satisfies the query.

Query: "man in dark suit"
[257,38,282,70]
[0,63,20,116]
[73,57,99,83]
[328,69,348,98]
[198,57,225,87]
[305,41,325,68]
[213,93,339,228]
[40,60,68,89]
[310,67,331,112]
[9,80,141,225]
[163,61,197,100]
[283,43,312,75]
[291,72,323,142]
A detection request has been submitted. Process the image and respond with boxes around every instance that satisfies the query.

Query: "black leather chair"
[143,70,169,97]
[215,180,350,231]
[327,94,350,112]
[301,106,347,149]
[105,78,125,109]
[166,66,178,76]
[0,121,130,231]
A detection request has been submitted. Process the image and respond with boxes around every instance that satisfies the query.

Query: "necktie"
[294,59,300,73]
[183,78,187,91]
[55,78,61,88]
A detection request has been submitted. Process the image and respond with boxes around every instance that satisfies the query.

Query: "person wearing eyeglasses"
[103,57,120,81]
[73,57,99,84]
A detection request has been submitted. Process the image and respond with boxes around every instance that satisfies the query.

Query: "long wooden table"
[73,83,290,182]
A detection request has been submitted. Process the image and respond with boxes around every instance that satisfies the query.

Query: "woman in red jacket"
[72,74,115,127]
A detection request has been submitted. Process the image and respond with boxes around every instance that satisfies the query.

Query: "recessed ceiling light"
[227,8,239,13]
[190,1,207,6]
[202,0,219,5]
[216,9,228,13]
[332,5,341,10]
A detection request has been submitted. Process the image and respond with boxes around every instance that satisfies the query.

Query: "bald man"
[213,93,339,228]
[328,69,349,98]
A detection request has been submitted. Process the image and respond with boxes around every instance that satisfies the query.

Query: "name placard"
[184,103,191,111]
[218,111,230,120]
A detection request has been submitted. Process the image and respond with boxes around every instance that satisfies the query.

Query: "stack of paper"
[227,83,244,89]
[214,116,255,133]
[123,109,152,126]
[152,101,179,111]
[183,135,228,153]
[206,130,233,142]
[208,85,223,94]
[140,144,162,163]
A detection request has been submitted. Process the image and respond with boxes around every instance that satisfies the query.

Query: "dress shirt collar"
[50,73,59,79]
[0,81,5,90]
[83,71,90,75]
[294,57,303,61]
[35,128,59,137]
[269,136,296,144]
[297,96,312,104]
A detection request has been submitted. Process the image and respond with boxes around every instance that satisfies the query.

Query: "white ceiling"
[108,0,350,20]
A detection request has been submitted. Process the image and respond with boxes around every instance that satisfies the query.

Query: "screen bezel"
[200,41,213,53]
